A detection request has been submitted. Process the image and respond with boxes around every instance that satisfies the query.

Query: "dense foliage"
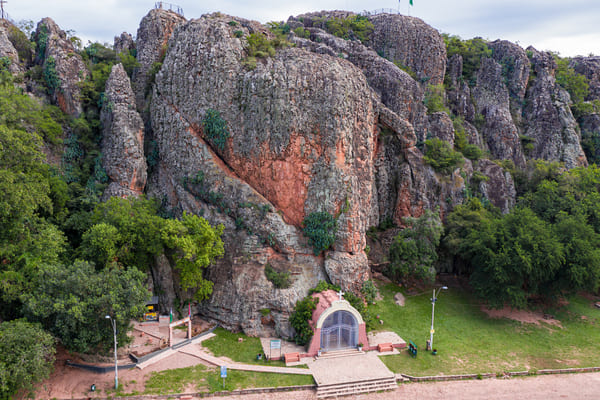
[387,209,443,285]
[289,295,318,345]
[302,211,337,255]
[443,35,492,86]
[23,261,149,353]
[423,137,465,174]
[0,320,55,399]
[264,264,291,289]
[323,14,373,43]
[446,163,600,308]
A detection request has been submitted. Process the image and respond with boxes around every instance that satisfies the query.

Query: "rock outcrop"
[367,13,447,85]
[475,159,516,214]
[571,56,600,101]
[523,48,587,168]
[147,13,400,335]
[100,63,147,199]
[0,21,22,74]
[34,18,87,116]
[114,32,135,55]
[473,57,525,166]
[133,8,185,112]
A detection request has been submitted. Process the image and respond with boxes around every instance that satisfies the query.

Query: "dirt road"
[231,373,600,400]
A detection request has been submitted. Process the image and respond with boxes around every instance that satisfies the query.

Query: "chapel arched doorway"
[320,310,358,351]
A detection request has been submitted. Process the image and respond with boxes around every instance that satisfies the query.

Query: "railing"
[359,8,401,16]
[154,1,184,17]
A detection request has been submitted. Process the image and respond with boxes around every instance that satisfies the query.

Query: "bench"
[377,343,394,353]
[408,340,418,358]
[284,352,300,364]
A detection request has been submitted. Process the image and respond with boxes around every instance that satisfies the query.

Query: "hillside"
[1,6,600,377]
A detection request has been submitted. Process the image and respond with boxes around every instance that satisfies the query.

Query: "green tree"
[387,209,443,284]
[466,208,564,308]
[0,320,55,399]
[23,261,149,353]
[161,212,224,301]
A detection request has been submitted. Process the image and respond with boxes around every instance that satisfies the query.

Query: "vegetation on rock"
[302,211,337,255]
[423,137,465,174]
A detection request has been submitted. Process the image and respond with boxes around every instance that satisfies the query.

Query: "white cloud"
[6,0,599,57]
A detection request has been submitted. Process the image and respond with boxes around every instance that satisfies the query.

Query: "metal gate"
[320,310,358,351]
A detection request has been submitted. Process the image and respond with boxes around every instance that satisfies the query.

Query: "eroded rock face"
[489,40,530,128]
[34,18,88,116]
[524,48,587,168]
[114,32,135,55]
[473,57,525,166]
[148,14,391,335]
[446,54,476,122]
[100,63,147,199]
[571,56,600,101]
[0,22,22,74]
[475,159,516,214]
[367,13,447,85]
[133,8,185,112]
[428,112,454,145]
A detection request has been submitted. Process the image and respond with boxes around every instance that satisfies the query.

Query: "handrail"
[154,1,184,17]
[359,8,401,16]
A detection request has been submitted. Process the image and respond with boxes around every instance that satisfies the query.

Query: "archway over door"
[320,310,358,351]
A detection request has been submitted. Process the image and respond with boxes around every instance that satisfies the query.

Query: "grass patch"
[202,327,286,366]
[370,282,600,376]
[143,364,313,394]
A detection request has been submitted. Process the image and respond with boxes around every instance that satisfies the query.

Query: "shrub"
[443,35,492,86]
[264,264,291,289]
[202,109,230,151]
[289,295,318,345]
[43,56,60,94]
[424,83,449,114]
[8,25,33,64]
[309,280,340,295]
[293,27,311,39]
[361,280,378,303]
[324,15,373,43]
[424,138,464,174]
[302,211,337,255]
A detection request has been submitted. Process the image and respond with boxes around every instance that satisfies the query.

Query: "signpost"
[220,366,227,389]
[270,339,281,360]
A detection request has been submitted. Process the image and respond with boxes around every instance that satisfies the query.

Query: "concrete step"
[316,377,397,398]
[317,348,363,359]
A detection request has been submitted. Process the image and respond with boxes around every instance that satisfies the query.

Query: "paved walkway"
[308,352,395,385]
[178,343,313,375]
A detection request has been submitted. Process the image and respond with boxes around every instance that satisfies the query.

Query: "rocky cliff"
[17,7,600,338]
[33,18,88,116]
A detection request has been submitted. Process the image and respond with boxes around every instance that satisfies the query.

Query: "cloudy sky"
[6,0,599,57]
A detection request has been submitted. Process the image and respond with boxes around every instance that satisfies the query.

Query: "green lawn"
[371,282,600,376]
[141,365,313,394]
[202,327,289,367]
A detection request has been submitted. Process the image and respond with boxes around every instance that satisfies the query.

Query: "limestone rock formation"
[446,54,476,122]
[34,18,87,116]
[571,56,600,101]
[523,47,587,168]
[473,57,525,166]
[475,159,516,214]
[146,13,396,335]
[100,63,147,199]
[114,32,135,55]
[367,13,447,85]
[133,8,185,112]
[0,21,22,74]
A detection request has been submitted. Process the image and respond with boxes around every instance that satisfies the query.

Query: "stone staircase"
[317,348,364,360]
[316,376,397,398]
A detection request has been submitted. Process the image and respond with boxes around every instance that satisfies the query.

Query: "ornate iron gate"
[320,310,358,351]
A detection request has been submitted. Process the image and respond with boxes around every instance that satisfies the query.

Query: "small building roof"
[309,289,342,328]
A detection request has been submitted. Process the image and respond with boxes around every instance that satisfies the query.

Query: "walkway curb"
[400,366,600,382]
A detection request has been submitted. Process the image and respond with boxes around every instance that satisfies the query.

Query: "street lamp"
[105,315,118,389]
[429,286,448,351]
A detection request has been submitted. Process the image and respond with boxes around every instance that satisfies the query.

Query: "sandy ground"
[231,373,600,400]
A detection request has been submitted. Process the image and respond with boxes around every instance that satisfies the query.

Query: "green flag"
[410,0,413,5]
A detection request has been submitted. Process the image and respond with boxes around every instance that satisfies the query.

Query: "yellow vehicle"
[144,297,159,321]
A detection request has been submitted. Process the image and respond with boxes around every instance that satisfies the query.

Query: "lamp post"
[429,286,448,351]
[105,315,118,389]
